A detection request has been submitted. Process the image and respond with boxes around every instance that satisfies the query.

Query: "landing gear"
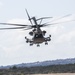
[30,43,33,46]
[26,40,28,43]
[25,36,27,39]
[25,36,29,43]
[47,37,51,41]
[47,35,51,41]
[45,42,48,45]
[49,35,51,37]
[44,35,51,45]
[37,44,40,47]
[25,34,51,47]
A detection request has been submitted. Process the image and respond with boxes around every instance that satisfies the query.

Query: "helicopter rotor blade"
[24,27,32,30]
[37,17,52,21]
[0,27,27,30]
[41,19,75,27]
[37,17,52,25]
[50,14,72,23]
[25,9,33,25]
[0,23,29,27]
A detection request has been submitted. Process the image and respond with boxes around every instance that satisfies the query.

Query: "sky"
[0,0,75,66]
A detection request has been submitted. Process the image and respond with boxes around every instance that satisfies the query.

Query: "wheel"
[45,42,48,45]
[25,37,27,39]
[37,44,40,47]
[47,37,51,41]
[30,43,33,46]
[49,35,51,37]
[48,38,51,41]
[26,39,29,43]
[26,40,28,43]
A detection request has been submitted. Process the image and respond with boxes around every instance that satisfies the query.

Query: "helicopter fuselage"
[32,30,45,44]
[25,27,51,47]
[0,9,70,47]
[24,16,51,46]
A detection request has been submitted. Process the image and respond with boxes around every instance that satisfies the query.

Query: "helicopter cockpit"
[34,33,43,38]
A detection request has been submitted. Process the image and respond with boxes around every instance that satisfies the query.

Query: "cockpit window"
[34,34,43,38]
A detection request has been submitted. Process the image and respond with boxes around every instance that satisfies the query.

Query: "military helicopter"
[0,9,73,47]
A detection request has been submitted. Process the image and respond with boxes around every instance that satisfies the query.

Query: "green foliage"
[12,66,17,69]
[0,63,75,75]
[0,72,3,75]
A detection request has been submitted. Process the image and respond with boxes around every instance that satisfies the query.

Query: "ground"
[32,73,75,75]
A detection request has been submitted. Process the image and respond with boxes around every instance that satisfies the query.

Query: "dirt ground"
[32,73,75,75]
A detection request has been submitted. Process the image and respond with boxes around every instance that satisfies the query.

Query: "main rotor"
[25,9,52,30]
[0,9,73,30]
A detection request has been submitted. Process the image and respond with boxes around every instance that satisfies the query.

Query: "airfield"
[32,73,75,75]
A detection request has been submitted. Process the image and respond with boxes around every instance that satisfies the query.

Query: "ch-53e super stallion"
[0,9,73,47]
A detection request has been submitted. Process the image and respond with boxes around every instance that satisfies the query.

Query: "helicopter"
[0,9,73,47]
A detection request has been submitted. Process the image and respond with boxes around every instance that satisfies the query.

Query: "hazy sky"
[0,0,75,66]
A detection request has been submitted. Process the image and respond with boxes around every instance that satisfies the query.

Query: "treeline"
[0,63,75,75]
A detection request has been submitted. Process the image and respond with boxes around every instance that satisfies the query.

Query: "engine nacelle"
[29,32,33,36]
[42,30,46,35]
